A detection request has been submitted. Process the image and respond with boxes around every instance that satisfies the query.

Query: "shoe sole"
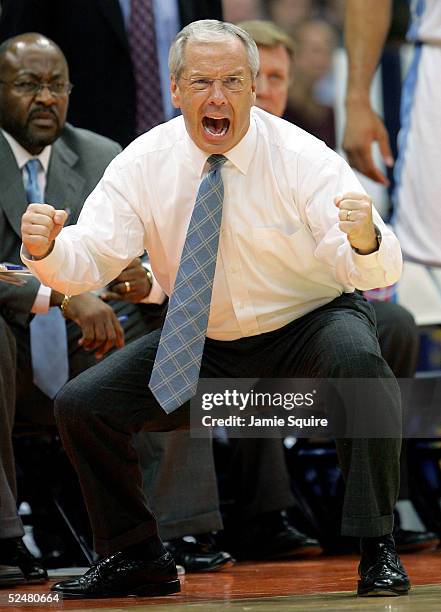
[357,583,411,597]
[52,578,181,599]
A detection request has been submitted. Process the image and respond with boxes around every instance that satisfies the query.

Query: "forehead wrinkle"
[187,66,247,78]
[3,47,68,79]
[184,66,249,86]
[183,39,250,78]
[185,53,247,74]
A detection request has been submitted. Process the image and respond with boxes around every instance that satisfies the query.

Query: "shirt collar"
[184,111,257,177]
[1,129,52,174]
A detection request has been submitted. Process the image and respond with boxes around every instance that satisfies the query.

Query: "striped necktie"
[26,159,69,398]
[149,155,227,413]
[128,0,164,135]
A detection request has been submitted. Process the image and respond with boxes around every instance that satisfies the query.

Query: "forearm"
[315,222,402,291]
[345,0,393,103]
[0,277,40,314]
[302,153,401,288]
[22,234,134,296]
[49,288,65,307]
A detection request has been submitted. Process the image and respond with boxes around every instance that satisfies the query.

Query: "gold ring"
[346,210,352,221]
[124,281,131,293]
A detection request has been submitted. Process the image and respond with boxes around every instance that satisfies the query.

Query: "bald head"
[0,33,70,154]
[0,33,67,73]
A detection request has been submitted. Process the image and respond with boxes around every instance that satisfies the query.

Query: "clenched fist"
[335,192,379,255]
[21,203,68,258]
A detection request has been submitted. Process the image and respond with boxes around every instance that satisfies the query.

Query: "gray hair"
[169,19,260,80]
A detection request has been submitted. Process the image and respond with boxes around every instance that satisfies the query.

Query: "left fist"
[335,192,378,254]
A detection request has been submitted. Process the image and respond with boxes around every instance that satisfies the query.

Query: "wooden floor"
[1,550,441,612]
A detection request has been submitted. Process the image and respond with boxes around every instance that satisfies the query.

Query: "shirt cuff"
[31,284,51,314]
[351,248,381,269]
[351,232,402,287]
[21,242,59,269]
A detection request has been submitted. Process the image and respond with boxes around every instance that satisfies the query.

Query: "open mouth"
[202,116,230,137]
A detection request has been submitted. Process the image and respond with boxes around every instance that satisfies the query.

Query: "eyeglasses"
[0,80,73,96]
[180,75,246,92]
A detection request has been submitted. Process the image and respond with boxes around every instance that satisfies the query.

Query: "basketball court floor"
[1,550,441,612]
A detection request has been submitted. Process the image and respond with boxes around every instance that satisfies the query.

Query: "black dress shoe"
[164,534,234,573]
[231,511,322,560]
[51,550,180,599]
[0,564,26,587]
[358,537,411,597]
[393,526,439,553]
[0,538,48,584]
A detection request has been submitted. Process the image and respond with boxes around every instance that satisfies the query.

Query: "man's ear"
[170,76,181,109]
[251,78,257,104]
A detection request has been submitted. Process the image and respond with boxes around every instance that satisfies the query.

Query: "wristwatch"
[60,294,71,318]
[144,268,153,288]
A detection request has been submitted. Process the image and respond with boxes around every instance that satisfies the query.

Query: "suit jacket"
[0,123,121,327]
[0,0,223,146]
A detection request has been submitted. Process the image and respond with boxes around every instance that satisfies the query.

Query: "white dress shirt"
[23,107,402,340]
[2,129,164,307]
[2,130,52,313]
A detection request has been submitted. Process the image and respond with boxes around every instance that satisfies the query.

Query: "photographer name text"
[201,414,328,429]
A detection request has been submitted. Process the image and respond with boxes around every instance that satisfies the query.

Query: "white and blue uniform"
[393,0,441,266]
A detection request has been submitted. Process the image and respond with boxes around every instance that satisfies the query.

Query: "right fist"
[21,203,68,258]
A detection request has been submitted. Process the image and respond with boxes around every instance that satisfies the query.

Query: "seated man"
[0,317,25,587]
[22,20,409,599]
[0,31,141,583]
[0,32,229,583]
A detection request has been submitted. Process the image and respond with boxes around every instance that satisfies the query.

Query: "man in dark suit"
[0,0,223,146]
[0,32,170,584]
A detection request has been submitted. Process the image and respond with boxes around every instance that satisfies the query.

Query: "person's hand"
[335,192,378,254]
[342,101,394,186]
[62,292,125,359]
[101,257,152,303]
[21,204,68,258]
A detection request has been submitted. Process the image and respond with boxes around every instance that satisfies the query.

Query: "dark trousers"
[133,431,222,540]
[0,301,166,540]
[0,316,18,539]
[55,293,401,554]
[223,301,418,522]
[222,436,297,521]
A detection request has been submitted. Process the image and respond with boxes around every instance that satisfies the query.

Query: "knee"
[330,342,390,378]
[54,376,92,430]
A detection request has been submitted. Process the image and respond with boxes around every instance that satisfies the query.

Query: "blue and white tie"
[149,154,227,413]
[26,159,69,398]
